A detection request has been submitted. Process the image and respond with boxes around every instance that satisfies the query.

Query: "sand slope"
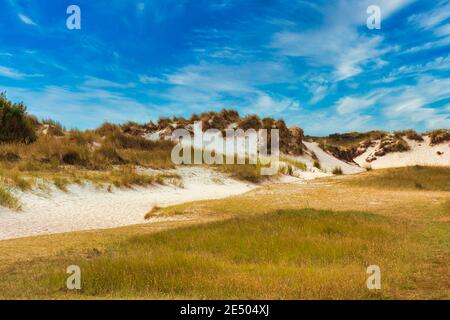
[302,141,363,174]
[354,137,450,169]
[0,167,254,240]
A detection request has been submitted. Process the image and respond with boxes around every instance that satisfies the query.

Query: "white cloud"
[18,14,37,26]
[0,65,42,79]
[408,1,450,31]
[270,0,413,81]
[84,76,136,89]
[250,94,301,115]
[404,35,450,53]
[139,75,165,84]
[335,96,376,114]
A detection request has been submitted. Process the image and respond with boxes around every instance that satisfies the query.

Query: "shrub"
[220,109,240,123]
[157,117,172,130]
[332,166,343,175]
[428,129,450,145]
[0,92,36,143]
[95,122,121,136]
[313,160,321,170]
[394,130,424,142]
[238,115,262,131]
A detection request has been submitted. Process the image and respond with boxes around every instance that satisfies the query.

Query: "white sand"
[300,142,363,174]
[354,137,450,169]
[0,167,255,241]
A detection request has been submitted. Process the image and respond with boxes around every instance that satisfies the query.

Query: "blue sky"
[0,0,449,135]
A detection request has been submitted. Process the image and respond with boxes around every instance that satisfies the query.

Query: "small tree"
[0,92,36,143]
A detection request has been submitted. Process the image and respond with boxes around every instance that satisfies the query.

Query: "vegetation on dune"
[0,92,36,144]
[310,131,387,148]
[311,131,387,162]
[427,129,450,145]
[215,161,274,183]
[332,166,343,175]
[313,160,321,170]
[378,135,410,153]
[394,130,424,142]
[348,166,450,191]
[281,157,307,171]
[0,182,21,210]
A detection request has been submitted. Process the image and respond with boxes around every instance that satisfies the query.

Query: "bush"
[313,160,321,170]
[238,115,262,131]
[428,129,450,145]
[0,92,36,143]
[332,166,343,175]
[394,130,423,142]
[95,122,121,136]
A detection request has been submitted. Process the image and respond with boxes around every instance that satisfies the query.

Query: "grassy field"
[0,167,448,299]
[347,166,450,191]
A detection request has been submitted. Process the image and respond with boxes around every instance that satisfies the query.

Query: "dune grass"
[215,161,276,183]
[0,208,434,299]
[0,167,448,299]
[0,183,21,210]
[281,157,308,171]
[347,166,450,191]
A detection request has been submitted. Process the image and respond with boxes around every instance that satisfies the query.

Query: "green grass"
[0,183,21,210]
[313,160,321,170]
[215,162,274,183]
[348,166,450,191]
[332,166,343,175]
[0,209,430,299]
[281,157,308,171]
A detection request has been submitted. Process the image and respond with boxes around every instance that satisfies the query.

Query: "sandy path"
[0,167,255,240]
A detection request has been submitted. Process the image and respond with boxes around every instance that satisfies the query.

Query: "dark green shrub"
[0,92,36,143]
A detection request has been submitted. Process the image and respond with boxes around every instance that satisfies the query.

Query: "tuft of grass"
[0,183,21,210]
[53,177,70,192]
[313,160,321,170]
[282,157,307,171]
[144,206,162,219]
[394,130,424,142]
[348,166,450,191]
[332,166,343,175]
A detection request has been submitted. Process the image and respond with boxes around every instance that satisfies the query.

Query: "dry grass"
[0,127,179,210]
[0,183,21,210]
[347,166,450,191]
[0,168,448,299]
[4,209,422,299]
[281,157,308,171]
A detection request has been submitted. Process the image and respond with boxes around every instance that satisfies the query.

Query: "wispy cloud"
[0,65,42,79]
[18,13,37,26]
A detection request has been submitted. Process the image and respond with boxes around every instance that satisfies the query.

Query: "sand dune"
[354,137,450,169]
[300,142,363,174]
[0,167,254,240]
